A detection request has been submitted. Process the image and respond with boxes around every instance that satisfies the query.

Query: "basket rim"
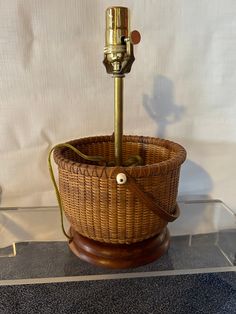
[53,134,187,178]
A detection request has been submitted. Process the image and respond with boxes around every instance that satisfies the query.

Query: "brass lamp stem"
[103,7,140,166]
[114,76,123,165]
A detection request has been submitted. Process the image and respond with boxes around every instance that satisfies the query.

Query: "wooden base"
[69,227,170,269]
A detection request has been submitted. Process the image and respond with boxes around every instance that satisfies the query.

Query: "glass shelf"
[0,200,235,285]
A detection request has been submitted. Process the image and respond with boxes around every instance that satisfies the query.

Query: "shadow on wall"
[143,75,185,138]
[178,160,213,201]
[143,75,213,200]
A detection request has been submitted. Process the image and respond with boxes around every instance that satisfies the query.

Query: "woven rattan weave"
[53,134,186,244]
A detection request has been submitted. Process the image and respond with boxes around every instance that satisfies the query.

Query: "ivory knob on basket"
[116,173,127,185]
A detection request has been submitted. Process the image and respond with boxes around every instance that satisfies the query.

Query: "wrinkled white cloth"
[0,0,235,220]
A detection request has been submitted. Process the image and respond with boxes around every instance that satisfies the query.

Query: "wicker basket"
[53,134,186,244]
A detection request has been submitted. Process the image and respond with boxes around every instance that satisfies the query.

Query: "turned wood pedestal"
[69,227,170,269]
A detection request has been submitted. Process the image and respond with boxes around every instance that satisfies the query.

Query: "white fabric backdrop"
[0,0,236,214]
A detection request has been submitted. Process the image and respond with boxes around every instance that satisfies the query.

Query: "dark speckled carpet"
[0,272,235,314]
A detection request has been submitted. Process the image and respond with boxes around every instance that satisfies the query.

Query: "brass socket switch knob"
[130,30,141,45]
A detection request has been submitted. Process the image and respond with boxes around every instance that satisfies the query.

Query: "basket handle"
[112,168,180,222]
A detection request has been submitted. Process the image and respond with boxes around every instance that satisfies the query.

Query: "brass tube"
[114,76,123,165]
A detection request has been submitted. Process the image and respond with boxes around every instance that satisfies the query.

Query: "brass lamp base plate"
[69,227,170,269]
